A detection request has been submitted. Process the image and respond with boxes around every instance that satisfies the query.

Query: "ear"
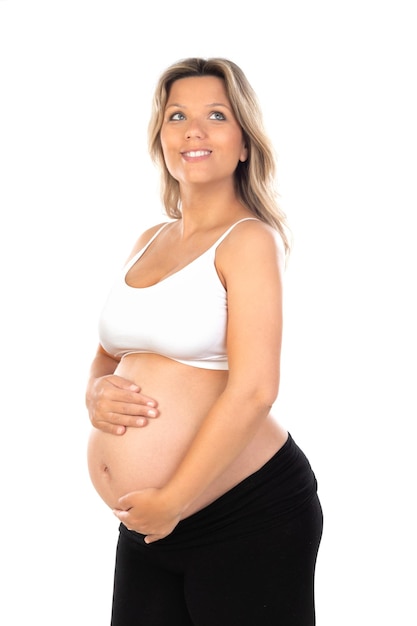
[239,144,248,162]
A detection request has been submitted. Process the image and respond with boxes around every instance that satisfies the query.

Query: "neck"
[179,183,245,229]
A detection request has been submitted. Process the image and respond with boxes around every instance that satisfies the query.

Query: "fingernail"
[147,409,157,417]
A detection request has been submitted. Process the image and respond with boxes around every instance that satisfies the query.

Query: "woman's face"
[160,75,248,189]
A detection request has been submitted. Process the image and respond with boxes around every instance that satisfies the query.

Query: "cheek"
[160,144,180,179]
[159,134,172,164]
[229,129,247,161]
[159,132,168,157]
[159,126,172,154]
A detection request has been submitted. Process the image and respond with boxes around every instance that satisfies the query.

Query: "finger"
[116,395,159,414]
[144,534,165,544]
[112,508,131,523]
[106,375,142,392]
[116,492,135,509]
[115,404,159,427]
[109,381,159,410]
[99,406,157,430]
[116,401,159,419]
[92,420,127,435]
[93,414,149,434]
[139,393,159,410]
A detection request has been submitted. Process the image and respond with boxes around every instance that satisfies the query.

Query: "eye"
[210,111,226,121]
[169,111,186,121]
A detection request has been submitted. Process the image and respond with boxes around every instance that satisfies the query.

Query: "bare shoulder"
[217,219,285,272]
[125,221,170,262]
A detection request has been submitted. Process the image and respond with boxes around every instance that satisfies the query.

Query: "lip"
[181,149,212,160]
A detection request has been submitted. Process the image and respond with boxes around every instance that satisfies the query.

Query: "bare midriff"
[87,353,288,518]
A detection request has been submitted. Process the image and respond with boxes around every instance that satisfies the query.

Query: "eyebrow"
[165,102,232,110]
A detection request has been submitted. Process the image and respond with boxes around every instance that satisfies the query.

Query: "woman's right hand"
[86,374,159,435]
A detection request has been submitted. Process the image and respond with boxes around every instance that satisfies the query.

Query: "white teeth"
[184,150,210,157]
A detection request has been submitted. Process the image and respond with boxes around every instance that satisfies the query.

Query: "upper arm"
[218,222,285,403]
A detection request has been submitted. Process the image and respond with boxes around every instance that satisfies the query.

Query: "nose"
[185,118,206,140]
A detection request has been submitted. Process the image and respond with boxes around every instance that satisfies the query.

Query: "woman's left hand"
[113,488,182,543]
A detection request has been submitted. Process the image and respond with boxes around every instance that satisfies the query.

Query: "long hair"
[148,57,291,255]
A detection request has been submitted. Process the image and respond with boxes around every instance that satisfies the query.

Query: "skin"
[86,76,287,543]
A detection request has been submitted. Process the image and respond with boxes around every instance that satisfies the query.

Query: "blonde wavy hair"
[148,57,291,255]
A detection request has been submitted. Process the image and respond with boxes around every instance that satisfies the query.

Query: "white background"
[1,1,416,624]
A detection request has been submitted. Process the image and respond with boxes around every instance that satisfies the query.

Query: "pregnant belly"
[87,353,228,510]
[87,353,286,516]
[87,412,200,509]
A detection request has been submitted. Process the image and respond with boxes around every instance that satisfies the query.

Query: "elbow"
[227,364,280,413]
[238,379,280,414]
[255,384,279,413]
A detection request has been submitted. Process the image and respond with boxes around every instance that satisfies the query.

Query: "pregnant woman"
[86,57,323,626]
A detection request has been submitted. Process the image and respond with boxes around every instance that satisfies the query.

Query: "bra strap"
[213,217,259,249]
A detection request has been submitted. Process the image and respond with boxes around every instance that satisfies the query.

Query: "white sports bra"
[99,218,258,369]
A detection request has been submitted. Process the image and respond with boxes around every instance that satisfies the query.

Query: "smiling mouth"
[181,150,212,158]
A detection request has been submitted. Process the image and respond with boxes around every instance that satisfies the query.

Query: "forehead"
[166,75,229,104]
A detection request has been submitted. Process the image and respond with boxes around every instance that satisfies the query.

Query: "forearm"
[88,350,119,381]
[86,349,120,398]
[85,349,121,417]
[164,388,273,514]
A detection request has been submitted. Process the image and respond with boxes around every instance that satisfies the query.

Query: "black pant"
[111,434,323,626]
